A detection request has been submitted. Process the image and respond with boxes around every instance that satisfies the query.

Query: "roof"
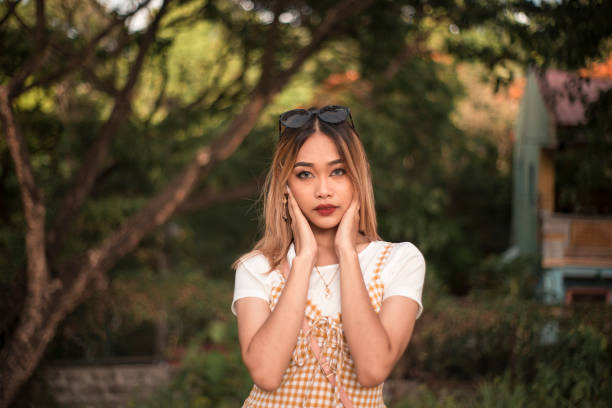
[536,69,612,126]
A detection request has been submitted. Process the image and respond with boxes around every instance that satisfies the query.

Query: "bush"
[132,319,252,408]
[401,297,550,381]
[519,325,612,407]
[393,296,611,407]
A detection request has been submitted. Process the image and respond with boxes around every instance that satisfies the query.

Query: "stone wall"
[41,359,172,407]
[39,360,411,406]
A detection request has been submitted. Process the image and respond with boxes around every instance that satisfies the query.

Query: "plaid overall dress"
[242,243,394,408]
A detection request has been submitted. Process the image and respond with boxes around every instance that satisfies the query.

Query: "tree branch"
[182,48,233,111]
[213,0,376,160]
[57,82,273,297]
[144,52,169,127]
[259,2,281,91]
[48,0,171,252]
[159,44,249,125]
[53,0,374,257]
[22,0,153,93]
[0,87,49,287]
[0,0,21,27]
[10,7,31,34]
[206,61,249,111]
[382,33,428,82]
[178,177,262,212]
[0,84,52,406]
[274,0,375,91]
[81,66,120,97]
[9,0,49,98]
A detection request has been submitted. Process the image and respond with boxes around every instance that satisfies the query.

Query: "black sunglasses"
[278,105,355,138]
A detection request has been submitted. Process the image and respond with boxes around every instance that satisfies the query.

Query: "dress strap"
[280,258,354,407]
[372,242,394,279]
[301,317,354,407]
[367,242,394,313]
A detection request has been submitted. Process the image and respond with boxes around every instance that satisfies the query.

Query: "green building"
[512,69,612,304]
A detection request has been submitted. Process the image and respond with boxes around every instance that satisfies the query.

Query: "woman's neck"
[310,226,369,266]
[312,228,336,251]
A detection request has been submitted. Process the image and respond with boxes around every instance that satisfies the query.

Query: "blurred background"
[0,0,611,407]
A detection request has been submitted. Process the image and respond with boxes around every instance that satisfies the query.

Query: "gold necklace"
[314,265,339,298]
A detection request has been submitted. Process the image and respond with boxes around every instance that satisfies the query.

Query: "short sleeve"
[231,254,274,316]
[381,242,426,319]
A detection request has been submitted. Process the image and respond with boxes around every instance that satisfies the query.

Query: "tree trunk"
[0,299,56,408]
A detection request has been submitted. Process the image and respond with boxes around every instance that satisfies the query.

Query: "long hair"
[232,111,381,272]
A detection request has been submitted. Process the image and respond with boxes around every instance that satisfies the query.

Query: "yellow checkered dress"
[242,243,394,408]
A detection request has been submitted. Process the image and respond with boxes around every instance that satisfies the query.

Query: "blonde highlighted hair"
[232,110,381,272]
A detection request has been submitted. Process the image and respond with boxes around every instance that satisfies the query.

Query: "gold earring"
[282,198,288,222]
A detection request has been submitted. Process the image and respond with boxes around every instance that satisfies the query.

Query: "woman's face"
[287,131,355,232]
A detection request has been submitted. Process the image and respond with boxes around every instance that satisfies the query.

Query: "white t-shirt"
[231,240,425,319]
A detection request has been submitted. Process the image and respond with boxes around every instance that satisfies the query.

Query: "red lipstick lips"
[315,205,337,216]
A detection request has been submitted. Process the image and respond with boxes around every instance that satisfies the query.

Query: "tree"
[0,0,381,404]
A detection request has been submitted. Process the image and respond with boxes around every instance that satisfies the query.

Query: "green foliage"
[391,298,611,407]
[444,0,612,71]
[130,321,252,408]
[518,325,612,407]
[391,375,529,408]
[47,273,235,359]
[476,376,529,408]
[344,56,514,295]
[2,0,609,298]
[472,253,538,298]
[478,326,612,407]
[405,297,541,380]
[0,26,31,83]
[391,385,469,408]
[555,89,612,214]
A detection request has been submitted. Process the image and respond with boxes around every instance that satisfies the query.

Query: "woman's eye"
[297,171,312,179]
[331,168,346,176]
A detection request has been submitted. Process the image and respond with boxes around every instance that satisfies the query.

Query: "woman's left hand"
[334,194,360,255]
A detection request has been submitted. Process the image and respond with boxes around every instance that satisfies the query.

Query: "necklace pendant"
[324,287,331,298]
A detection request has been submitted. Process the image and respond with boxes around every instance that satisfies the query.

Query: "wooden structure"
[512,69,612,304]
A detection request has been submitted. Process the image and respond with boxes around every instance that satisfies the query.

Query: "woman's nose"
[315,176,332,198]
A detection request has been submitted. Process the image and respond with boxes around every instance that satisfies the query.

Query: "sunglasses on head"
[278,105,355,138]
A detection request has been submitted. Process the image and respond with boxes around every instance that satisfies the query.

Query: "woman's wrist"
[336,245,358,262]
[292,253,316,273]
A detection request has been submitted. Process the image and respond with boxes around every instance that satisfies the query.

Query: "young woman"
[231,105,425,407]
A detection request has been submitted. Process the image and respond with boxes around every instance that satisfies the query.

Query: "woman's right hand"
[286,185,318,263]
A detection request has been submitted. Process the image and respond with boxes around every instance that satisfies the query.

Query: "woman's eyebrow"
[294,159,344,168]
